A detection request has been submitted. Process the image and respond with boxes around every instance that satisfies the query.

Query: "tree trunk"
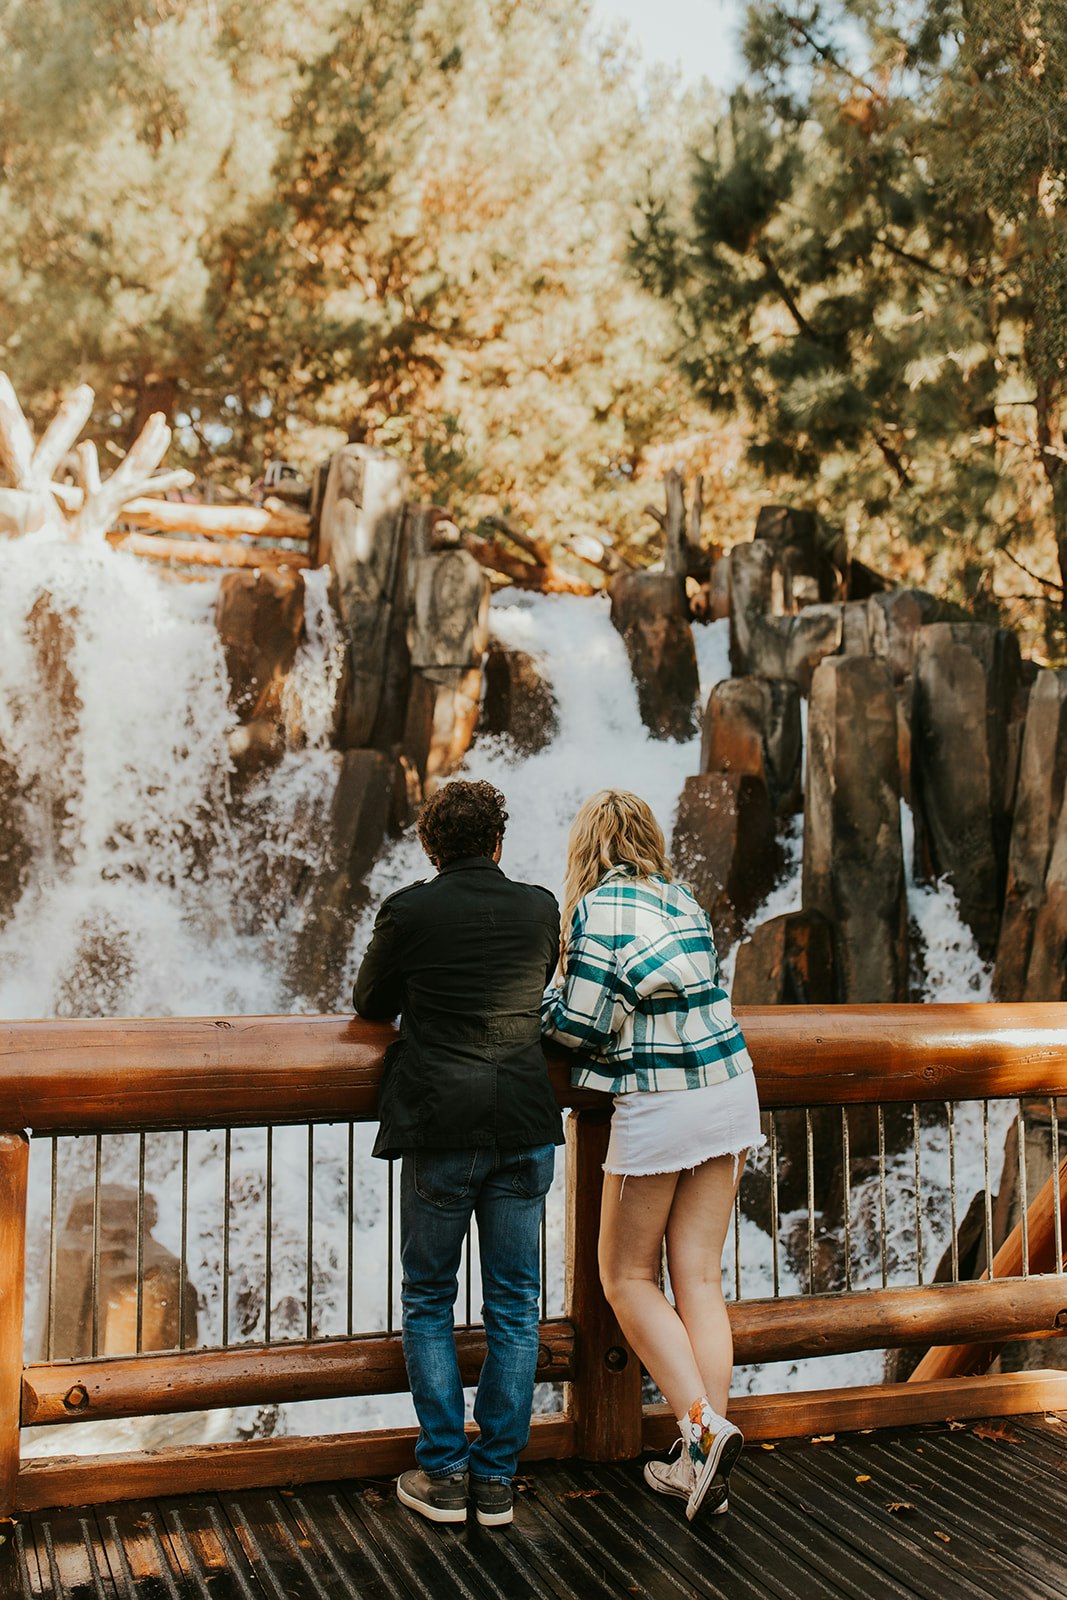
[128,373,178,445]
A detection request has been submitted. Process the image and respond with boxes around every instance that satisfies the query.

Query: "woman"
[542,790,763,1521]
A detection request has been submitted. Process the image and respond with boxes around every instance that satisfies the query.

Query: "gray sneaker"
[471,1478,514,1527]
[644,1440,730,1518]
[397,1468,468,1524]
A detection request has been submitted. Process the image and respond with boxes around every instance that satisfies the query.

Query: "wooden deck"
[8,1412,1067,1600]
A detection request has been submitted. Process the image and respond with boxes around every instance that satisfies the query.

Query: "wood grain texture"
[643,1369,1067,1446]
[21,1319,575,1426]
[0,1004,1064,1134]
[0,1134,28,1518]
[15,1414,576,1513]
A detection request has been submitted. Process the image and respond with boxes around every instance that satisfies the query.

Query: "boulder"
[215,569,306,723]
[480,646,558,754]
[26,593,81,865]
[731,909,837,1005]
[316,445,409,748]
[671,773,779,956]
[993,670,1067,999]
[753,505,842,603]
[729,544,844,692]
[700,677,802,817]
[804,656,908,1002]
[403,549,491,782]
[403,666,485,786]
[0,750,31,927]
[728,541,779,676]
[1022,792,1067,1000]
[911,624,1022,955]
[610,571,699,740]
[867,589,941,684]
[286,749,393,1008]
[708,554,731,621]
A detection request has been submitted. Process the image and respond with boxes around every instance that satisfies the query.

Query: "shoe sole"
[644,1461,729,1516]
[397,1483,467,1523]
[474,1506,514,1527]
[686,1429,744,1522]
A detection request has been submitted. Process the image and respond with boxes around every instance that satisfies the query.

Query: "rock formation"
[480,646,559,755]
[700,677,802,817]
[610,570,699,740]
[672,773,779,956]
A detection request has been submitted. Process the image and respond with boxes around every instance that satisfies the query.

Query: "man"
[353,778,562,1528]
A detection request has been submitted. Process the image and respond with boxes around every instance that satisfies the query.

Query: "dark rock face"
[993,670,1067,999]
[1022,801,1067,1000]
[215,570,305,720]
[671,772,779,957]
[316,446,410,749]
[753,504,842,603]
[404,549,490,784]
[286,749,394,1008]
[700,677,802,817]
[732,909,837,1005]
[729,545,843,692]
[610,570,699,740]
[867,589,941,684]
[911,623,1022,956]
[480,646,558,755]
[0,749,31,927]
[804,656,908,1002]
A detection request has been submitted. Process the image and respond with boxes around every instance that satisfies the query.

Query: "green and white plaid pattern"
[541,867,752,1094]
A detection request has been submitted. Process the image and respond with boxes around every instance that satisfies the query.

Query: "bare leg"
[665,1153,745,1415]
[598,1170,706,1417]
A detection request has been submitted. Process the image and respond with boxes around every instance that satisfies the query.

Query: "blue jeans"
[400,1143,555,1483]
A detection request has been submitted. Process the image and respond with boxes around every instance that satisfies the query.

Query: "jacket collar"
[436,855,504,877]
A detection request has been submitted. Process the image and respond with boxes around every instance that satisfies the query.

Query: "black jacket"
[353,856,564,1159]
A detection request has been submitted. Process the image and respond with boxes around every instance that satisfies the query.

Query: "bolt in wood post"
[0,1133,28,1519]
[564,1111,642,1460]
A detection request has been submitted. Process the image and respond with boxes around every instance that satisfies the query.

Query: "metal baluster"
[387,1160,395,1334]
[135,1133,146,1354]
[179,1130,189,1350]
[540,1212,548,1321]
[878,1107,888,1288]
[733,1194,741,1301]
[805,1109,815,1295]
[983,1102,994,1279]
[913,1104,923,1286]
[841,1108,852,1293]
[91,1135,102,1358]
[47,1138,58,1361]
[1052,1099,1063,1275]
[265,1128,273,1344]
[1018,1100,1030,1279]
[222,1129,232,1346]
[947,1102,958,1283]
[769,1114,780,1298]
[347,1123,355,1338]
[464,1224,473,1326]
[306,1125,315,1341]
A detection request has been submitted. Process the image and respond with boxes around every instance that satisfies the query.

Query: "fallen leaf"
[761,1442,776,1451]
[1043,1413,1063,1425]
[855,1474,872,1484]
[946,1420,967,1431]
[811,1434,836,1444]
[560,1489,602,1500]
[886,1502,915,1515]
[934,1531,951,1543]
[973,1421,1021,1444]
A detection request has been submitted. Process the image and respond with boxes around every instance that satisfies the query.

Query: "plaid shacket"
[540,867,752,1094]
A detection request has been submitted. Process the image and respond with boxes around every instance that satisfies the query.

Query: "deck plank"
[7,1416,1066,1600]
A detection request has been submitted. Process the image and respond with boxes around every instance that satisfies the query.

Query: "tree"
[633,0,1067,610]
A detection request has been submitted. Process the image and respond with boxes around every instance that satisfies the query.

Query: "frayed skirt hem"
[603,1133,766,1182]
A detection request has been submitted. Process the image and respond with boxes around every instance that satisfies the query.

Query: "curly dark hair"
[417,779,509,867]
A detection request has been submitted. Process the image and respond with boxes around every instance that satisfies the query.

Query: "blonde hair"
[560,789,672,965]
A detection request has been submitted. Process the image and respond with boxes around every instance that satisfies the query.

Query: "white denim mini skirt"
[603,1073,766,1178]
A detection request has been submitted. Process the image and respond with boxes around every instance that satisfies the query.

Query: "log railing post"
[0,1133,28,1520]
[564,1111,642,1460]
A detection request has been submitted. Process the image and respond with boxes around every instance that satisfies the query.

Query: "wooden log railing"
[1,1003,1066,1516]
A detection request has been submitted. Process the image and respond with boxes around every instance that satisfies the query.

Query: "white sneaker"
[686,1416,743,1522]
[643,1440,729,1516]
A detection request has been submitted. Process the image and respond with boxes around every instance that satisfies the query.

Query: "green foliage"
[633,0,1067,610]
[0,0,720,552]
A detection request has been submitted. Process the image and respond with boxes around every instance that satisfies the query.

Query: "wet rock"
[54,915,135,1018]
[480,646,558,755]
[911,624,1022,955]
[804,656,908,1002]
[215,569,306,723]
[840,600,874,658]
[708,555,731,622]
[867,589,941,684]
[1022,796,1067,1000]
[403,549,491,782]
[728,541,780,676]
[286,749,393,1008]
[732,909,837,1005]
[610,571,700,740]
[993,670,1067,999]
[0,750,31,927]
[26,593,82,864]
[40,1184,197,1359]
[317,445,410,748]
[700,677,802,817]
[754,505,843,603]
[671,773,779,956]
